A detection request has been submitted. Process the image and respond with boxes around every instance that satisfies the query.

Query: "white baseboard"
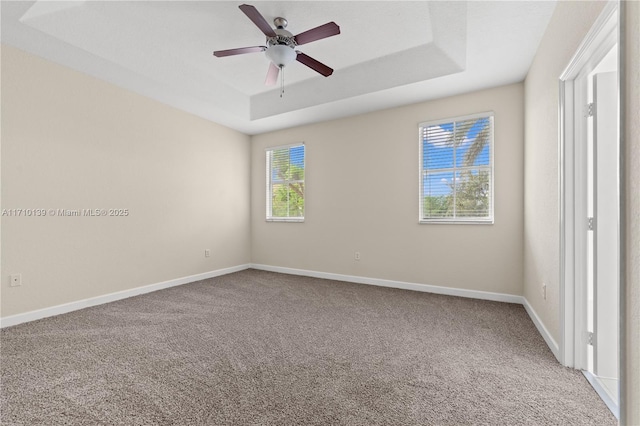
[0,264,251,328]
[250,264,523,304]
[1,263,561,367]
[522,297,561,361]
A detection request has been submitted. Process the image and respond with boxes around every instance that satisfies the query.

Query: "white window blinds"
[419,113,494,223]
[266,144,305,221]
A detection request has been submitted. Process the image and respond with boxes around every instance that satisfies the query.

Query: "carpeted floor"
[1,269,616,425]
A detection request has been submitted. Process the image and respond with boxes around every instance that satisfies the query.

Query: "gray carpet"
[1,269,615,425]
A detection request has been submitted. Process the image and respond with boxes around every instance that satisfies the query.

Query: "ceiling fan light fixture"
[265,45,296,68]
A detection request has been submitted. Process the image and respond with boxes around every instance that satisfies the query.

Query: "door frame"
[558,0,625,419]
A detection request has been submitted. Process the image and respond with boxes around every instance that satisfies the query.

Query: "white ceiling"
[1,1,557,135]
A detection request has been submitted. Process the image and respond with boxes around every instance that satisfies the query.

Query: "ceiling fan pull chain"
[280,65,285,98]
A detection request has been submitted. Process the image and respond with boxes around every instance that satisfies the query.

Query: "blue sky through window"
[422,117,490,196]
[290,145,304,167]
[271,145,304,181]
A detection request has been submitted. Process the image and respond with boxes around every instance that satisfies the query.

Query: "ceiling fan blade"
[213,46,266,57]
[296,52,333,77]
[239,4,277,37]
[294,22,340,46]
[265,62,280,86]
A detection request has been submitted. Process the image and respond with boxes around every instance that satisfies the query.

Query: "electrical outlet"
[354,251,361,261]
[10,274,22,287]
[542,283,547,300]
[204,249,211,258]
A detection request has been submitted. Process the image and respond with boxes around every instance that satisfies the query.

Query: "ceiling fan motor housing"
[268,28,296,47]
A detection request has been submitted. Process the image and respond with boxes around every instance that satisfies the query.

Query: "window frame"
[266,142,306,222]
[418,112,495,225]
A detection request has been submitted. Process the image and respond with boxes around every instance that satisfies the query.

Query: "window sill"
[266,218,305,223]
[419,218,494,225]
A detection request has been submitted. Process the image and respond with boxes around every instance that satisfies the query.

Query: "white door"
[588,70,619,404]
[559,3,620,418]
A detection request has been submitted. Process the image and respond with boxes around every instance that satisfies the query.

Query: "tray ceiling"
[1,1,557,134]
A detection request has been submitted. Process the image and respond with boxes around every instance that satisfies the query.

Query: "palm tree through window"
[420,113,494,222]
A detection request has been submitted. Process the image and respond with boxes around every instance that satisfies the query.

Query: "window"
[266,144,305,221]
[419,113,494,223]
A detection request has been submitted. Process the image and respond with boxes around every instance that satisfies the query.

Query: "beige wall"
[624,1,639,423]
[523,1,606,344]
[0,45,251,317]
[251,83,524,296]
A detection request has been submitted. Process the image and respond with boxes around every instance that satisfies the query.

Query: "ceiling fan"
[213,4,340,88]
